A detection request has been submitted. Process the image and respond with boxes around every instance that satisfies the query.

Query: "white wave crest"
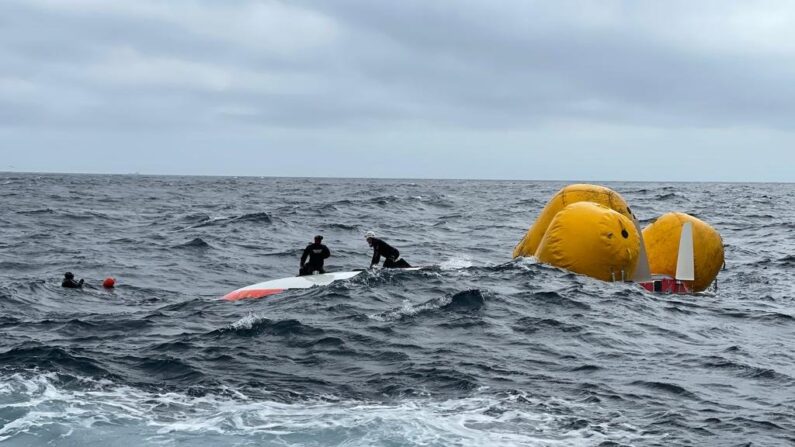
[229,311,264,330]
[439,256,473,271]
[0,371,659,446]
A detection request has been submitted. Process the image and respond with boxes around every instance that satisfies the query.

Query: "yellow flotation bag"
[535,202,640,282]
[643,212,724,292]
[513,184,635,258]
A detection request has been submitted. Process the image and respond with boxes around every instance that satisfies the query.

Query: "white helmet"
[364,231,375,239]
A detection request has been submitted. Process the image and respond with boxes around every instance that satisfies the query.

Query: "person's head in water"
[314,235,323,244]
[62,271,84,288]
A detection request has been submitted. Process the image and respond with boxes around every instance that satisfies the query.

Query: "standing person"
[300,235,330,275]
[61,272,84,288]
[365,231,412,269]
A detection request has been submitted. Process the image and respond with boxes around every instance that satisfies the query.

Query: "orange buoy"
[513,184,635,258]
[643,212,724,292]
[103,277,116,288]
[534,201,640,282]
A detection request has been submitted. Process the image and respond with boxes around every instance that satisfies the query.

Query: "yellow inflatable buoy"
[513,184,634,258]
[643,212,724,292]
[535,202,640,282]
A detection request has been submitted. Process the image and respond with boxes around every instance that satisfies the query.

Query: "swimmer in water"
[61,272,84,288]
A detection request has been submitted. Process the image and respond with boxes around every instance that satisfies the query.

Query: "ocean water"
[0,173,793,446]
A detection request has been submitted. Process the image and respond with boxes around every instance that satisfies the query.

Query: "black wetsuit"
[62,278,84,288]
[300,242,330,275]
[369,238,411,268]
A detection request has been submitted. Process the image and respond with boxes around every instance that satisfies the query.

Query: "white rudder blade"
[675,222,695,281]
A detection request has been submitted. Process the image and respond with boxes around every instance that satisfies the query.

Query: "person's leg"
[307,262,325,274]
[395,259,412,268]
[383,258,396,268]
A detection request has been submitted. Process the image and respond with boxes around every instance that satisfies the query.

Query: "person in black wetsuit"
[299,235,330,275]
[62,272,84,288]
[365,231,412,269]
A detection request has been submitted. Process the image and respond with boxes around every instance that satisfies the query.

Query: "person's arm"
[300,246,310,266]
[323,246,330,259]
[370,243,380,266]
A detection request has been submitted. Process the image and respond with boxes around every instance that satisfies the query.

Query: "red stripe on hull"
[223,288,285,301]
[639,277,691,294]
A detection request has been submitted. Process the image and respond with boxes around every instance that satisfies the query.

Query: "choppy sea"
[0,173,793,446]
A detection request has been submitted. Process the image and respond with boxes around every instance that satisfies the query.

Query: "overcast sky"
[1,0,793,181]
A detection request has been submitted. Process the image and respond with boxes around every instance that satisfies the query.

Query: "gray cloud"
[304,0,795,128]
[1,0,794,181]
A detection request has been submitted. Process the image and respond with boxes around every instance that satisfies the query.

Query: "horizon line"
[1,169,792,184]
